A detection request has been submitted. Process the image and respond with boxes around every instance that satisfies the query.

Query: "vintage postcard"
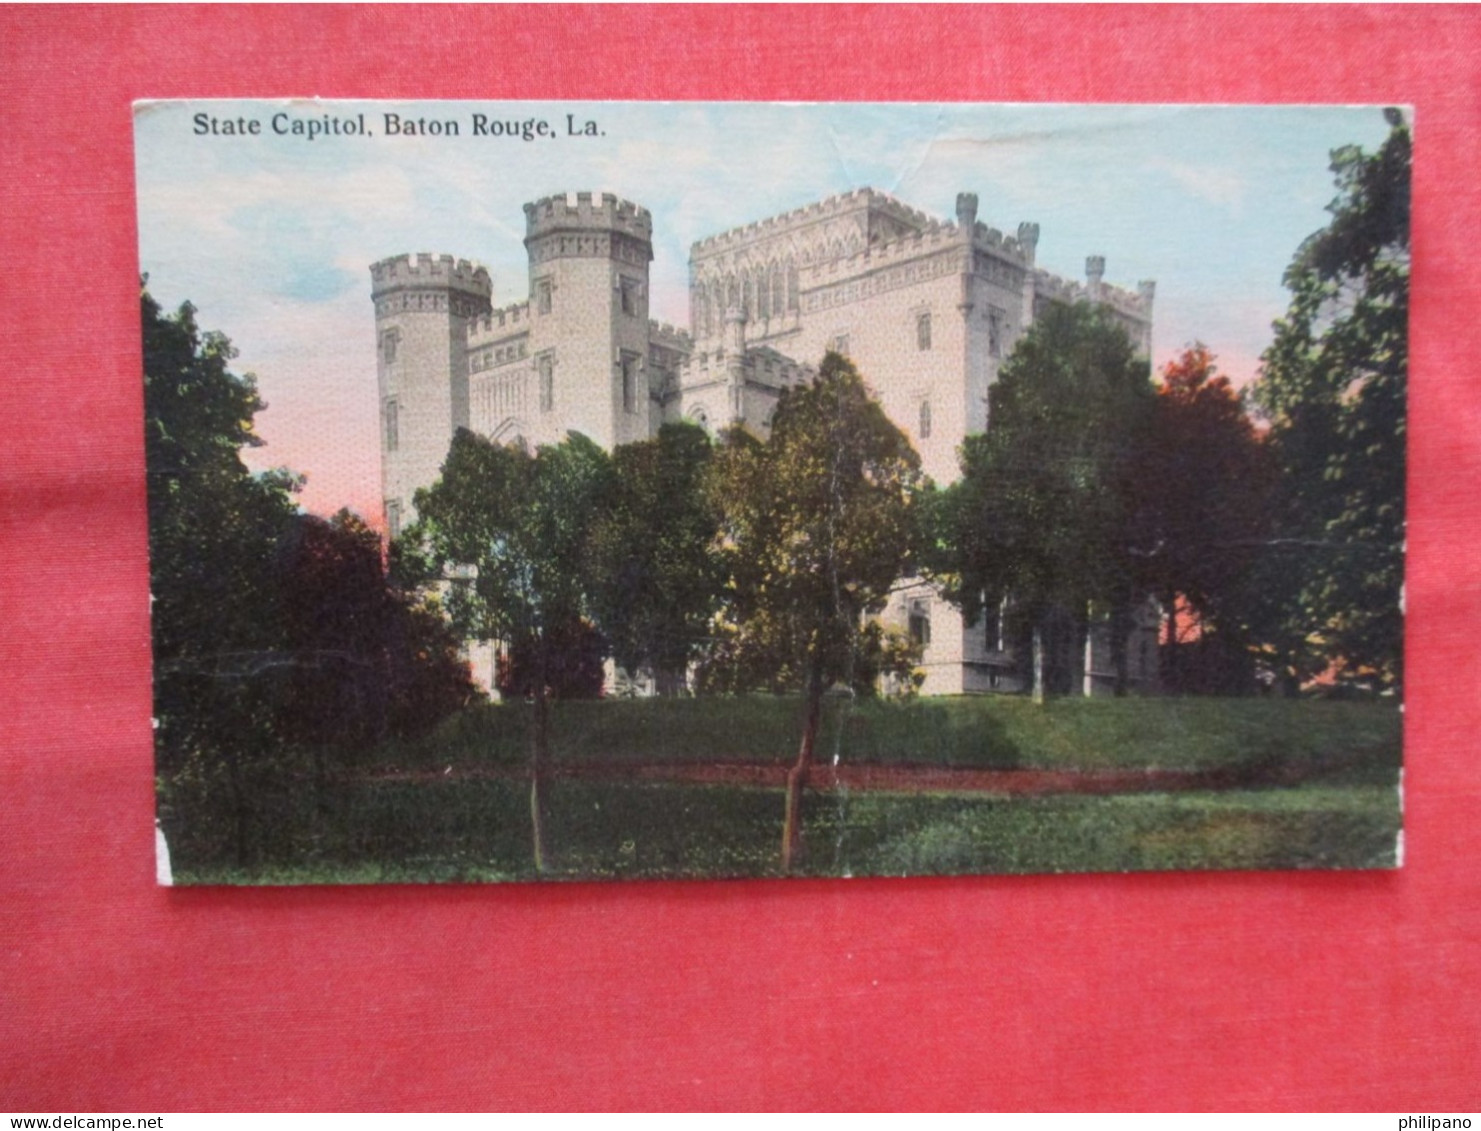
[134,101,1406,884]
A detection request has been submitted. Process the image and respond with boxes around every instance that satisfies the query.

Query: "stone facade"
[370,187,1161,696]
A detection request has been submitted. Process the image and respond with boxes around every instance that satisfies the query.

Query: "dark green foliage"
[276,511,477,749]
[937,302,1154,693]
[704,353,924,697]
[1251,113,1409,691]
[407,427,615,869]
[144,287,475,865]
[1134,347,1278,693]
[588,422,724,692]
[410,429,613,669]
[495,618,606,701]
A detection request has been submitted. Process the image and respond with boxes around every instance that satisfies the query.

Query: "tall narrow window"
[536,278,553,315]
[621,352,641,414]
[988,310,1002,357]
[386,499,402,539]
[538,354,554,412]
[383,399,399,452]
[908,599,932,647]
[919,399,932,439]
[380,329,399,364]
[916,312,932,351]
[619,276,640,316]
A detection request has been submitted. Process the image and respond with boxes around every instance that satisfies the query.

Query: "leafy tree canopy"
[708,353,924,697]
[588,422,724,692]
[706,352,923,868]
[939,302,1153,685]
[1250,112,1409,690]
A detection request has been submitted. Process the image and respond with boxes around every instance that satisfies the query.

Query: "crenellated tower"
[369,253,492,535]
[522,192,655,450]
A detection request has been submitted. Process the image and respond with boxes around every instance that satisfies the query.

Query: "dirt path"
[364,760,1250,795]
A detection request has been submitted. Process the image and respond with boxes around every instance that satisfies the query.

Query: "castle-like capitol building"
[369,187,1161,696]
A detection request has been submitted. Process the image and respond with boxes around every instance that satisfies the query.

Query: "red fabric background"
[2,4,1477,1112]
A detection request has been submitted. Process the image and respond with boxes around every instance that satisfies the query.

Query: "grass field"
[367,694,1401,778]
[161,695,1403,884]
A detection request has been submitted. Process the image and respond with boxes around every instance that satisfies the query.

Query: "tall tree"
[708,354,922,870]
[146,287,474,866]
[1132,346,1276,692]
[588,422,724,695]
[938,302,1154,699]
[277,510,476,757]
[409,429,612,872]
[1250,111,1409,691]
[143,286,302,862]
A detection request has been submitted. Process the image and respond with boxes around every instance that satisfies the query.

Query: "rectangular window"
[916,312,932,351]
[383,399,399,452]
[380,329,398,364]
[908,600,932,648]
[919,399,932,439]
[536,279,553,315]
[386,499,402,539]
[988,309,1003,358]
[830,333,850,357]
[538,354,554,412]
[619,276,640,316]
[621,352,641,414]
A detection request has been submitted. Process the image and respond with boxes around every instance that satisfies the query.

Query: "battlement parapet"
[524,191,653,242]
[691,187,935,259]
[677,344,814,392]
[467,302,532,346]
[1033,267,1154,320]
[649,320,694,352]
[970,220,1034,264]
[799,221,967,284]
[370,252,492,297]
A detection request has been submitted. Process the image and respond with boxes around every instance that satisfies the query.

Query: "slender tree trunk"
[1161,589,1179,695]
[782,662,825,873]
[1031,624,1045,705]
[1081,603,1094,698]
[529,637,551,874]
[1110,600,1131,698]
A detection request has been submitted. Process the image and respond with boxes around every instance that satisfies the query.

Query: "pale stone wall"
[370,254,492,534]
[373,187,1158,697]
[522,192,655,452]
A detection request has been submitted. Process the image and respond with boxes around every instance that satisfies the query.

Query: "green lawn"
[168,778,1401,885]
[161,695,1402,884]
[368,694,1401,779]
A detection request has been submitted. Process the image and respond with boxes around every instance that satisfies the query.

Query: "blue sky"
[135,100,1393,519]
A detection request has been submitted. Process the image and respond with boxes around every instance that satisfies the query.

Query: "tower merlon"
[1016,222,1040,265]
[524,191,653,241]
[468,302,532,347]
[956,192,979,229]
[370,252,492,299]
